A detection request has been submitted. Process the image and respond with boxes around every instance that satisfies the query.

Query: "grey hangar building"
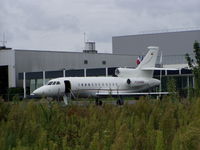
[0,30,200,98]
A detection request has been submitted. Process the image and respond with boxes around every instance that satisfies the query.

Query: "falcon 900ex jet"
[32,46,175,105]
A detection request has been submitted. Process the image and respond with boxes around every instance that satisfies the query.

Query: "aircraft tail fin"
[137,46,159,70]
[116,46,159,78]
[134,46,159,78]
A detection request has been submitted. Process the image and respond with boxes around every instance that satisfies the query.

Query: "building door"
[64,80,71,94]
[0,66,8,97]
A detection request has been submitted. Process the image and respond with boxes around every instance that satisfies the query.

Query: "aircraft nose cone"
[32,87,44,96]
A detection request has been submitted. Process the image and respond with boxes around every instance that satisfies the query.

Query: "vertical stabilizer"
[137,46,159,69]
[135,46,159,78]
[115,46,159,78]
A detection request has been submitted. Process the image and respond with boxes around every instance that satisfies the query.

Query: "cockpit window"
[56,81,61,85]
[48,82,53,85]
[52,82,57,85]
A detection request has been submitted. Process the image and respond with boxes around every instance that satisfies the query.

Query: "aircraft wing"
[142,67,178,71]
[96,92,169,96]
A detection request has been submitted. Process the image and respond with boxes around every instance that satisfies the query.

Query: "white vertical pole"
[106,67,108,77]
[159,51,163,97]
[63,70,66,77]
[159,70,162,95]
[23,72,26,98]
[43,71,45,85]
[84,68,87,77]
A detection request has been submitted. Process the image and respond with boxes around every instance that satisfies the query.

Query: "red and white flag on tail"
[136,56,143,65]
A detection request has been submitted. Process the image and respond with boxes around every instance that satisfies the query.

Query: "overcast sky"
[0,0,200,53]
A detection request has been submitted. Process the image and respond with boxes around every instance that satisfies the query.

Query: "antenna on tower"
[0,33,7,47]
[83,32,86,43]
[0,33,11,50]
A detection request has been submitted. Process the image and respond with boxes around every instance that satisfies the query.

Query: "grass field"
[0,97,200,150]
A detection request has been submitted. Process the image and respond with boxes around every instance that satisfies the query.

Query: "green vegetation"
[185,41,200,97]
[1,97,200,150]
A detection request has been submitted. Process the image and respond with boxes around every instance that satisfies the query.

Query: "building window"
[102,60,106,65]
[84,60,88,64]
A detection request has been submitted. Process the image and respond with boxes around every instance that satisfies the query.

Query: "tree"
[185,41,200,97]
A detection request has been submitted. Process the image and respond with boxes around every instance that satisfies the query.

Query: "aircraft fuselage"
[33,76,160,97]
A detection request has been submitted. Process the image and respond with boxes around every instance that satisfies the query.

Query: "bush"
[6,88,24,101]
[0,98,200,149]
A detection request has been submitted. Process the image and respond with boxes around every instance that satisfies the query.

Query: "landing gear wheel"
[116,99,124,105]
[95,98,103,106]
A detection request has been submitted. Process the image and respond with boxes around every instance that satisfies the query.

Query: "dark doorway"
[0,66,8,97]
[64,80,71,94]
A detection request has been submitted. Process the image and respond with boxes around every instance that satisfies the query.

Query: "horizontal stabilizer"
[96,92,170,96]
[142,67,178,71]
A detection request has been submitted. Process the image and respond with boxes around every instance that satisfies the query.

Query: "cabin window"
[56,81,61,85]
[88,83,90,86]
[52,82,57,85]
[78,83,80,86]
[81,83,83,86]
[95,83,97,86]
[48,82,53,85]
[85,83,87,86]
[102,60,106,65]
[106,83,108,86]
[109,83,111,86]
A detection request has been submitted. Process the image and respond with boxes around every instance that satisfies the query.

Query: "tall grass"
[0,97,200,150]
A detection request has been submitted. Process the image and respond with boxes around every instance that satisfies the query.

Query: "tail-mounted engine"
[115,68,136,77]
[126,78,146,87]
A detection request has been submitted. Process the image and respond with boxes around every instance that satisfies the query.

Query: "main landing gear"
[95,97,103,106]
[95,97,124,106]
[116,96,124,105]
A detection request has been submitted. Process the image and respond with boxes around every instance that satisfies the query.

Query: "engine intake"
[127,79,131,85]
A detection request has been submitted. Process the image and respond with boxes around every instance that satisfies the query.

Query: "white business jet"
[32,46,173,105]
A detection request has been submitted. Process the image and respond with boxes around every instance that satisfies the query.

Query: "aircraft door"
[64,80,71,94]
